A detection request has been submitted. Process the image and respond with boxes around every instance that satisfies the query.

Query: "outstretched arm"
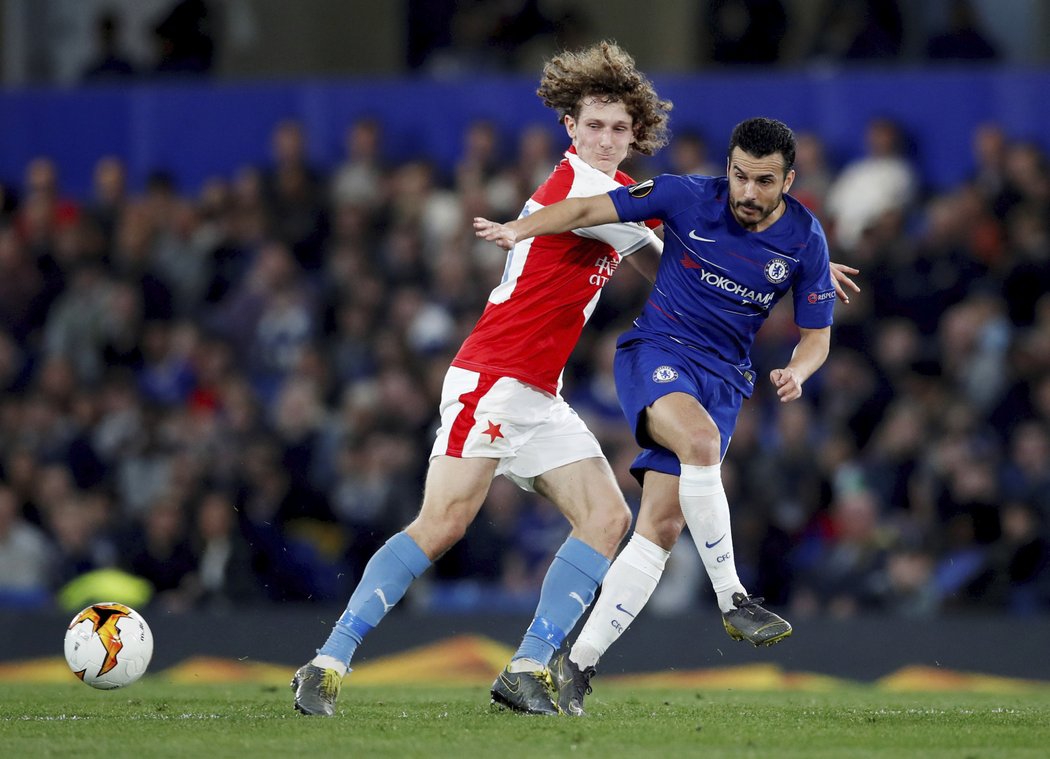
[473,194,620,250]
[769,326,831,402]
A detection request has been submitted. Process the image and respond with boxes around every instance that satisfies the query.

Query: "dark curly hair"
[536,41,672,156]
[727,117,796,175]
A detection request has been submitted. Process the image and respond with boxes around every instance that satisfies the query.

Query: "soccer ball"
[64,602,154,689]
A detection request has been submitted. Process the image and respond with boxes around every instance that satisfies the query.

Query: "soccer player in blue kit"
[475,117,838,715]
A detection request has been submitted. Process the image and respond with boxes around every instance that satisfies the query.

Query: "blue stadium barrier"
[1,67,1049,199]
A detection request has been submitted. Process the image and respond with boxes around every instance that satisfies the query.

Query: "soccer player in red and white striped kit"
[293,41,673,717]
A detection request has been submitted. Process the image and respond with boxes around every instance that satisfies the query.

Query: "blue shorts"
[614,337,744,483]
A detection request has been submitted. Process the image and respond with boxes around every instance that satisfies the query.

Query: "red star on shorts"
[483,421,504,443]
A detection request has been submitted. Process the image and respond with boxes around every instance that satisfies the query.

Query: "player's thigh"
[409,455,499,557]
[644,391,721,460]
[614,339,718,460]
[533,455,623,518]
[532,456,630,551]
[634,469,686,550]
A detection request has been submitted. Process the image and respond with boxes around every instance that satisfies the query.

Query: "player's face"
[726,147,796,232]
[565,98,634,178]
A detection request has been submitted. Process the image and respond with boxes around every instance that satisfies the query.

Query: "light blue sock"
[317,531,431,667]
[513,537,611,666]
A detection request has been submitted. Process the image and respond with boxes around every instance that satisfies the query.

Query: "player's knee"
[637,508,685,549]
[677,428,721,465]
[408,506,471,556]
[576,497,630,554]
[650,513,685,547]
[607,499,632,542]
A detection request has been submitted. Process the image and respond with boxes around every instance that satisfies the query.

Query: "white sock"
[570,533,670,669]
[311,654,348,677]
[679,463,746,613]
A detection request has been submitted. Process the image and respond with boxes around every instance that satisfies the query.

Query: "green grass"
[2,681,1050,758]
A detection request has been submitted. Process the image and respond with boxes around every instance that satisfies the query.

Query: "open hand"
[473,217,518,251]
[830,262,860,304]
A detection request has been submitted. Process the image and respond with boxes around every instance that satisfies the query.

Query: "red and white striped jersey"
[453,147,659,395]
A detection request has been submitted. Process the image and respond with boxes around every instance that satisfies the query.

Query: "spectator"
[0,180,17,225]
[16,157,80,252]
[808,0,904,62]
[1000,421,1050,508]
[825,116,919,254]
[0,227,46,343]
[329,431,423,582]
[704,0,788,65]
[45,491,119,588]
[262,120,328,270]
[136,320,197,407]
[0,484,55,608]
[152,0,217,77]
[81,12,137,84]
[967,501,1048,613]
[485,124,559,219]
[970,122,1009,203]
[869,543,940,617]
[926,0,1000,62]
[183,489,263,608]
[237,437,336,601]
[110,201,174,323]
[0,331,32,395]
[1000,204,1050,327]
[331,118,387,213]
[793,487,893,617]
[665,129,720,178]
[41,261,113,383]
[120,492,197,610]
[993,140,1050,222]
[789,132,834,217]
[84,156,129,251]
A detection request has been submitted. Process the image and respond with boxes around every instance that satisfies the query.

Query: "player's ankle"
[312,655,348,677]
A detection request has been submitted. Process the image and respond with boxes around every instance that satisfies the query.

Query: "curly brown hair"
[536,41,672,157]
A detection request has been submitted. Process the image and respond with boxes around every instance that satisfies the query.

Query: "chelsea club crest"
[652,366,679,383]
[764,258,790,284]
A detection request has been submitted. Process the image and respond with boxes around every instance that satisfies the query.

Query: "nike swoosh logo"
[569,592,587,612]
[615,603,636,618]
[689,230,716,243]
[705,534,726,549]
[498,672,520,693]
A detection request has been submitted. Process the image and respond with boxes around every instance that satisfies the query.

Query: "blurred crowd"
[71,0,1010,88]
[407,0,1005,76]
[0,108,1048,620]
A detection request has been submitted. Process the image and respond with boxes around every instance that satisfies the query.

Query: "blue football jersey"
[609,174,835,396]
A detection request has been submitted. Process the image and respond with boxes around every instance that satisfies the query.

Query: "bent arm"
[474,194,621,250]
[624,241,663,283]
[769,326,831,402]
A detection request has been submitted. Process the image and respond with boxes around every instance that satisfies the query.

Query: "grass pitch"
[2,681,1049,758]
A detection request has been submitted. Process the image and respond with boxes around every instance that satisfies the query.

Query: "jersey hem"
[449,359,558,397]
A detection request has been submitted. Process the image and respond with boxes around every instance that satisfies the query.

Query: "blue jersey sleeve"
[791,222,835,329]
[609,175,697,224]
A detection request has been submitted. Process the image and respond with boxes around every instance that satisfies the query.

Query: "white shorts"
[430,366,605,491]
